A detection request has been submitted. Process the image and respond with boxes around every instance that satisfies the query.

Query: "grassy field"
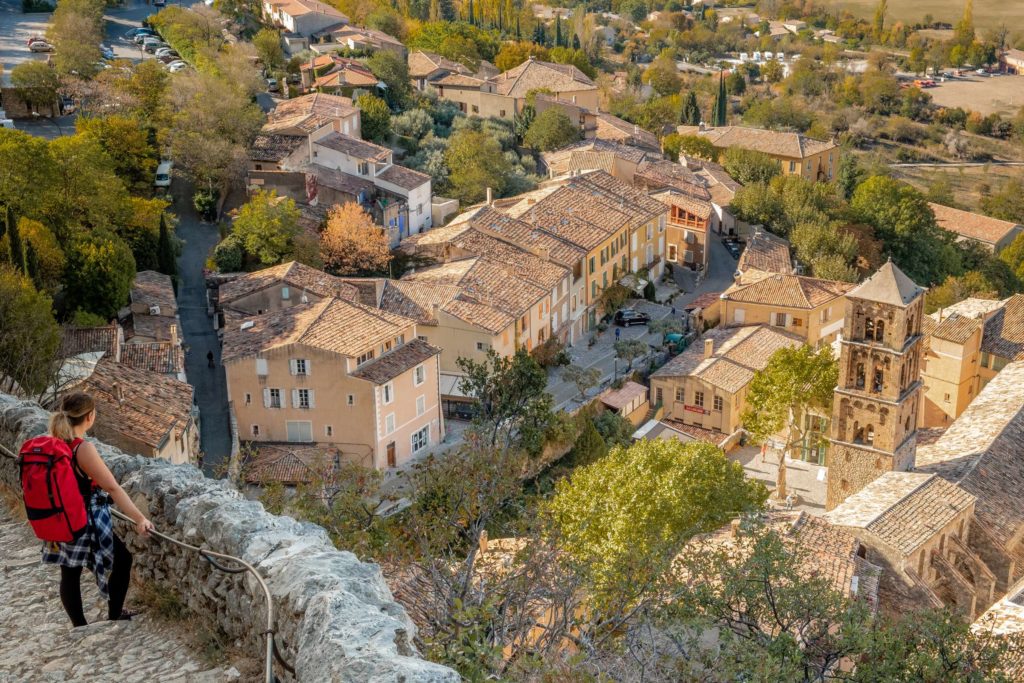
[824,0,1024,33]
[928,73,1024,117]
[891,164,1024,211]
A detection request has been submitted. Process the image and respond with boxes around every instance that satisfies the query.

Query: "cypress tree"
[682,90,701,125]
[157,213,176,277]
[467,0,474,24]
[714,71,728,126]
[555,15,562,47]
[572,33,581,50]
[26,241,40,288]
[515,14,521,40]
[6,207,25,273]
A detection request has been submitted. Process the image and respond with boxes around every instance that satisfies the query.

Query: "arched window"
[875,319,885,342]
[866,425,875,445]
[853,421,864,444]
[873,368,884,393]
[855,363,865,389]
[905,417,912,433]
[906,316,914,338]
[865,318,874,340]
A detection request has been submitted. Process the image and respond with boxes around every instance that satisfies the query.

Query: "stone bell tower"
[825,260,926,511]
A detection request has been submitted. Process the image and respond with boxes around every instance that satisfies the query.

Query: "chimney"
[486,187,493,206]
[699,121,707,132]
[730,518,741,538]
[431,303,440,319]
[538,246,550,261]
[937,307,944,322]
[170,322,179,347]
[704,337,714,359]
[113,384,125,405]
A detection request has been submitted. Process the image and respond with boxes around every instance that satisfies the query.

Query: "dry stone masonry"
[0,394,459,683]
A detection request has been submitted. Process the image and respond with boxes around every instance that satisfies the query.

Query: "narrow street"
[173,186,232,475]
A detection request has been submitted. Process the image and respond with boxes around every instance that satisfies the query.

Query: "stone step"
[0,506,237,683]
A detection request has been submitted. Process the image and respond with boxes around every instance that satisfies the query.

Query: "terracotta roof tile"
[982,294,1024,360]
[916,360,1024,549]
[60,324,121,359]
[242,443,342,485]
[250,133,305,162]
[848,260,923,307]
[929,203,1023,246]
[350,338,439,384]
[66,356,193,452]
[128,314,176,342]
[594,112,660,151]
[450,227,568,289]
[825,472,975,557]
[219,261,359,309]
[376,162,430,190]
[379,280,461,324]
[489,58,596,98]
[263,93,357,135]
[434,73,486,87]
[651,188,713,219]
[303,163,376,196]
[407,50,471,79]
[131,271,176,315]
[652,324,803,393]
[598,380,648,410]
[314,132,391,162]
[738,229,793,275]
[722,272,852,309]
[930,312,982,345]
[403,257,548,322]
[119,341,184,376]
[681,125,838,159]
[635,159,711,199]
[542,139,651,174]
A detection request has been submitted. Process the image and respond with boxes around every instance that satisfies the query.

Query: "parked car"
[158,54,180,64]
[29,41,54,53]
[27,35,47,46]
[167,61,188,73]
[144,39,167,53]
[266,77,279,92]
[125,27,154,38]
[99,44,115,59]
[614,309,651,327]
[154,47,178,58]
[154,160,173,191]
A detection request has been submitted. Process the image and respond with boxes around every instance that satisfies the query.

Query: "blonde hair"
[49,392,95,442]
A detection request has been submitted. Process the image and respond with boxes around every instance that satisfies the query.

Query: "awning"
[439,372,469,399]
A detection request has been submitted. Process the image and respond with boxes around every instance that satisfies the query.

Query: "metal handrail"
[0,441,293,683]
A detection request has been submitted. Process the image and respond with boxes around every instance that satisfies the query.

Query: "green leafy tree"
[851,176,961,285]
[523,108,581,151]
[232,190,300,266]
[495,41,549,71]
[614,338,647,370]
[445,128,512,205]
[10,62,61,114]
[157,213,176,278]
[662,133,716,162]
[18,218,65,294]
[722,147,780,185]
[546,438,767,595]
[357,94,392,142]
[0,130,56,221]
[726,70,746,95]
[118,59,169,122]
[0,266,61,395]
[761,59,784,83]
[75,115,158,194]
[561,364,601,400]
[566,419,607,468]
[982,179,1024,224]
[5,207,25,273]
[212,234,243,272]
[643,52,681,98]
[681,90,701,125]
[742,344,837,499]
[44,135,133,237]
[731,182,786,232]
[456,348,555,455]
[366,51,413,108]
[252,28,284,70]
[924,272,997,314]
[63,229,136,320]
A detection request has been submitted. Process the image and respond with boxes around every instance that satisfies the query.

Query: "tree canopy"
[523,108,581,151]
[232,190,301,267]
[320,202,391,276]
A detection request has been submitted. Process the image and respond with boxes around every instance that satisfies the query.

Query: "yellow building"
[649,324,803,438]
[222,297,443,471]
[719,272,854,345]
[676,125,840,182]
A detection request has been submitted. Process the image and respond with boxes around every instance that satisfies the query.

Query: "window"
[357,350,374,365]
[358,161,369,175]
[269,388,282,409]
[656,387,663,403]
[873,369,883,393]
[383,383,394,405]
[675,388,685,402]
[293,358,308,375]
[256,358,268,376]
[416,204,423,216]
[944,393,951,402]
[414,364,426,386]
[855,363,865,389]
[684,250,694,263]
[865,318,874,339]
[385,413,395,434]
[325,425,333,437]
[286,421,312,442]
[789,161,797,172]
[416,395,426,416]
[772,312,787,327]
[281,286,290,300]
[694,391,704,407]
[471,104,479,113]
[297,388,310,409]
[668,245,677,262]
[417,335,428,342]
[589,256,595,274]
[347,394,354,406]
[411,425,429,453]
[734,308,745,323]
[792,317,803,328]
[251,425,260,436]
[381,340,393,354]
[820,307,830,323]
[476,341,490,351]
[245,393,251,405]
[500,109,506,117]
[981,351,991,368]
[713,395,723,411]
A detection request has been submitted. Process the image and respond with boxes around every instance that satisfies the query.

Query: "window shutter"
[308,390,316,409]
[289,359,297,375]
[263,388,271,408]
[305,359,311,376]
[256,358,268,376]
[291,389,299,408]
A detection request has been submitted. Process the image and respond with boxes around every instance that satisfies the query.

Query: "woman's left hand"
[135,517,155,537]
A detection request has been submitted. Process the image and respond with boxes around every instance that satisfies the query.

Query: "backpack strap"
[68,438,94,495]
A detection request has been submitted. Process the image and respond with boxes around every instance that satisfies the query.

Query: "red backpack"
[18,436,88,542]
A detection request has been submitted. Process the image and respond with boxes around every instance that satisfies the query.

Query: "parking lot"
[928,72,1024,117]
[0,0,51,76]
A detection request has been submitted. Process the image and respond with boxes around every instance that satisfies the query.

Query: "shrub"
[193,188,219,221]
[212,234,243,272]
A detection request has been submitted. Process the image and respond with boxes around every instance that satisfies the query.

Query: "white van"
[154,161,173,191]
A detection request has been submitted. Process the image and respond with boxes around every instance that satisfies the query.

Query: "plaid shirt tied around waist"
[41,490,116,600]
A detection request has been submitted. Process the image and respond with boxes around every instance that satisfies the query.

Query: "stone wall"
[0,394,458,683]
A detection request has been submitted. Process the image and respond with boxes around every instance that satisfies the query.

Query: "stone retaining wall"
[0,394,458,683]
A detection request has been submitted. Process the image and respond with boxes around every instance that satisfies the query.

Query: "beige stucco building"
[649,324,803,439]
[720,272,854,345]
[929,203,1024,254]
[222,296,443,471]
[677,125,839,182]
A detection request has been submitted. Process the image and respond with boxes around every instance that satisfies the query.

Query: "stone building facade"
[826,261,926,511]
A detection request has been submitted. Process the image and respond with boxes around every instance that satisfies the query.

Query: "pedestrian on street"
[207,350,214,368]
[671,305,676,316]
[785,492,795,511]
[615,327,621,341]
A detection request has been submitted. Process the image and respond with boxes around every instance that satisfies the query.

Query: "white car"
[167,61,188,73]
[154,47,176,57]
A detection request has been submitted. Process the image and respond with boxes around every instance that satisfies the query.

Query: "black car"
[614,309,651,327]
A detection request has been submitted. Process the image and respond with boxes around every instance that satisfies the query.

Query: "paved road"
[672,236,737,306]
[0,0,50,76]
[174,186,232,475]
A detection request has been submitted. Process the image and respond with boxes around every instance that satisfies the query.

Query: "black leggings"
[59,534,133,627]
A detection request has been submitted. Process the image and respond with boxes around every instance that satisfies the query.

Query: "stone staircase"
[0,505,236,683]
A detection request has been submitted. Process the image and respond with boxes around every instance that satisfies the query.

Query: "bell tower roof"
[848,259,923,308]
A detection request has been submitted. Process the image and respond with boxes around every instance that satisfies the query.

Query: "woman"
[43,392,154,626]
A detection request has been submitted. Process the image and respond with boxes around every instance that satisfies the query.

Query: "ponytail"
[49,412,75,442]
[49,392,95,442]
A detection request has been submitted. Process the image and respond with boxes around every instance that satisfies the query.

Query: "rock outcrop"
[0,394,459,682]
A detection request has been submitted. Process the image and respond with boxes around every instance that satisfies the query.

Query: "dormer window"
[356,350,374,365]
